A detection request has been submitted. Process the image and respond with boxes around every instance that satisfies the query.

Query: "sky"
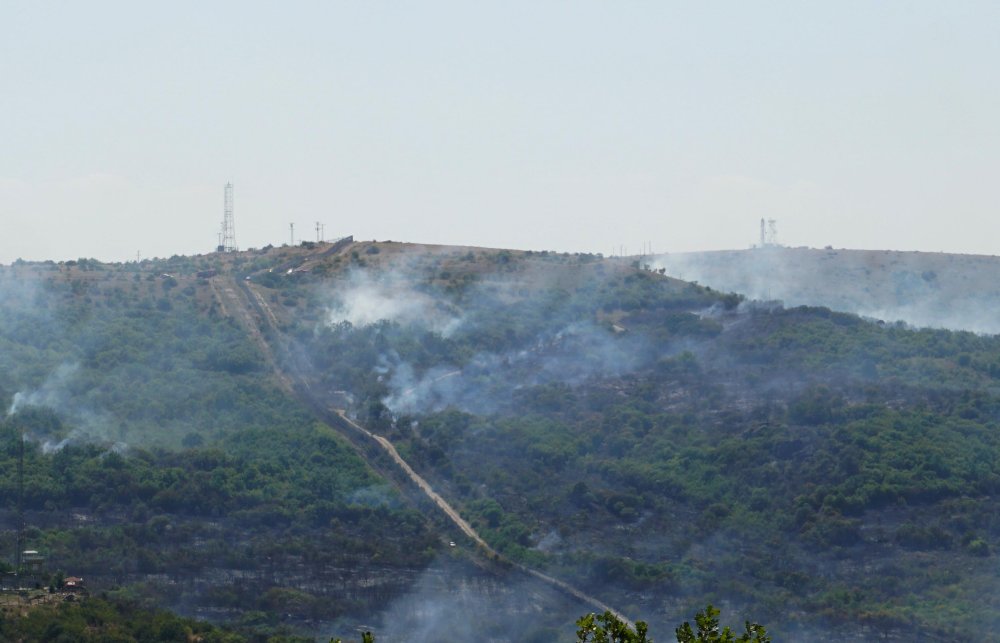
[1,1,999,264]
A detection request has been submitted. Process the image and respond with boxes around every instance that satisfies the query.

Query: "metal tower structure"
[759,218,779,247]
[219,182,237,252]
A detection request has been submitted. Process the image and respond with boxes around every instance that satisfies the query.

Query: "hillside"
[652,247,1000,333]
[3,240,1000,640]
[0,249,444,640]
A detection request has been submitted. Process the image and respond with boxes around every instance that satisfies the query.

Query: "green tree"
[330,634,373,643]
[575,606,769,643]
[675,605,770,643]
[576,611,649,642]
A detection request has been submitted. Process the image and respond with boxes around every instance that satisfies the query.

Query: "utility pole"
[15,426,24,580]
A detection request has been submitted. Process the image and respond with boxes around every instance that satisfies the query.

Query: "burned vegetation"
[3,242,1000,640]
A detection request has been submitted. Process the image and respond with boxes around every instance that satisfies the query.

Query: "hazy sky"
[2,1,999,264]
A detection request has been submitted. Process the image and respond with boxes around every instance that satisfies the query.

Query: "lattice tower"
[221,182,236,252]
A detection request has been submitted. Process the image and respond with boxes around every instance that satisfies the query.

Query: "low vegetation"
[3,242,1000,639]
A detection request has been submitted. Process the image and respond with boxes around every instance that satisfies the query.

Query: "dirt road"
[215,273,632,625]
[211,277,295,394]
[335,411,494,553]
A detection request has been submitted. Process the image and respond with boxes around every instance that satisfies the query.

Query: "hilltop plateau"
[2,239,1000,641]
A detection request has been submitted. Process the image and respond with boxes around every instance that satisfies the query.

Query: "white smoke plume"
[652,248,1000,334]
[325,270,464,336]
[381,322,658,416]
[7,362,116,451]
[7,362,80,417]
[358,558,584,643]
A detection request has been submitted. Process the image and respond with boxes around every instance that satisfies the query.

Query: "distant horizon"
[6,235,1000,268]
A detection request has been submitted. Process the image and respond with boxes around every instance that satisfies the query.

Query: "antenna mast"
[219,182,237,252]
[759,218,779,248]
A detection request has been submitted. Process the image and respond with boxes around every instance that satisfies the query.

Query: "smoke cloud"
[381,322,656,416]
[652,248,1000,334]
[315,257,698,419]
[7,362,79,417]
[358,557,583,643]
[6,361,120,452]
[325,270,464,336]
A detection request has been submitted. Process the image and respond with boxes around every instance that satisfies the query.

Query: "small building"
[63,576,85,591]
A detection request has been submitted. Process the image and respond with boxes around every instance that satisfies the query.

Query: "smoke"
[325,270,464,336]
[6,362,116,451]
[346,484,398,508]
[0,272,112,451]
[7,362,80,417]
[381,362,465,415]
[652,248,1000,334]
[38,436,72,453]
[314,257,697,418]
[356,557,582,643]
[380,321,656,416]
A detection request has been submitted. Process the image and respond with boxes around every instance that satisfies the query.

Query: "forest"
[3,240,1000,640]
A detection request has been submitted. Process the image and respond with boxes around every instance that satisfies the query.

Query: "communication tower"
[218,182,237,252]
[759,218,779,247]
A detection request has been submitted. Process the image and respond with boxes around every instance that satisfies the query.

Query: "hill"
[3,240,1000,640]
[652,246,1000,333]
[0,248,444,639]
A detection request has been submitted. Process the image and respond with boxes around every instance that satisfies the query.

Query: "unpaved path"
[336,410,627,622]
[217,273,632,625]
[210,277,295,394]
[335,411,493,552]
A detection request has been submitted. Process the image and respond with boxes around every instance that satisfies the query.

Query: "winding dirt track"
[213,274,631,625]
